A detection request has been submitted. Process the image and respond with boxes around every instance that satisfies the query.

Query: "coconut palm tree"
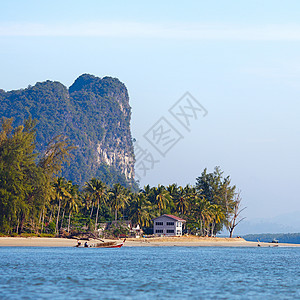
[66,183,79,232]
[39,181,55,233]
[52,177,71,234]
[209,204,225,236]
[84,178,108,230]
[109,183,130,221]
[140,184,154,203]
[167,183,178,198]
[191,196,211,236]
[129,193,153,227]
[174,185,191,216]
[153,185,171,215]
[201,203,213,236]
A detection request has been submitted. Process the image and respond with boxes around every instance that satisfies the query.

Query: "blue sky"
[1,1,300,226]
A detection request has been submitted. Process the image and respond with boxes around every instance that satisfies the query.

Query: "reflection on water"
[1,247,300,299]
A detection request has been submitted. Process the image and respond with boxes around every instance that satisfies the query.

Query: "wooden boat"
[75,239,126,248]
[93,239,126,248]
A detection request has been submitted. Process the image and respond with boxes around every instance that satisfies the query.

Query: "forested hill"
[0,74,136,188]
[243,233,300,244]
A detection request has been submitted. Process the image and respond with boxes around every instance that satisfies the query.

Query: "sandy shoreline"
[0,236,299,247]
[124,236,300,247]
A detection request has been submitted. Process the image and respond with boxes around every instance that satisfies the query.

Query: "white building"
[153,214,186,236]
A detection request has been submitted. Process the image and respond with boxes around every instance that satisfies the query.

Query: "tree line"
[0,118,245,237]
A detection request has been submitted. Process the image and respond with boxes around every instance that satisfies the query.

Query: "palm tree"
[167,183,178,198]
[141,184,151,195]
[52,177,71,234]
[140,184,154,203]
[66,183,79,233]
[129,193,152,227]
[109,183,130,221]
[209,204,224,236]
[39,180,55,234]
[191,196,211,236]
[174,185,191,216]
[153,185,171,215]
[84,178,108,230]
[201,201,213,236]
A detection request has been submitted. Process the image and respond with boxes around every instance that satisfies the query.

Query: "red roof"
[153,214,186,222]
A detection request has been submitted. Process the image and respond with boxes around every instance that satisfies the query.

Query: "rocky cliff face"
[0,74,136,187]
[69,74,135,183]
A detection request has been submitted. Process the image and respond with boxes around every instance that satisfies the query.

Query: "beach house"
[153,214,186,236]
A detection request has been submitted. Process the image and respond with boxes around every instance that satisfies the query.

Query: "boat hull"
[94,239,126,248]
[75,239,125,248]
[98,243,123,248]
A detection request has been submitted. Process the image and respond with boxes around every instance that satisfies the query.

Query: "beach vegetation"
[0,118,245,237]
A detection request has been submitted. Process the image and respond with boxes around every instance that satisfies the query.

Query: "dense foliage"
[0,74,136,188]
[0,118,244,236]
[0,117,74,234]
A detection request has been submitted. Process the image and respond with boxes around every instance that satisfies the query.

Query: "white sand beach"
[0,236,299,247]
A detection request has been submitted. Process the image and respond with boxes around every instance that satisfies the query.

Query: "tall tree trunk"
[41,207,45,233]
[199,219,203,236]
[204,221,208,237]
[55,199,61,234]
[34,219,39,234]
[49,210,53,223]
[211,220,215,237]
[60,209,65,230]
[38,209,43,225]
[32,219,36,234]
[20,214,25,234]
[68,211,71,233]
[95,201,100,231]
[16,217,20,234]
[115,209,117,221]
[90,202,94,218]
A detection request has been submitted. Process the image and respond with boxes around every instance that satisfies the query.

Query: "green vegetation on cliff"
[0,74,136,188]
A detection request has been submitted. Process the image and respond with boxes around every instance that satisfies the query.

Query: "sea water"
[1,246,300,299]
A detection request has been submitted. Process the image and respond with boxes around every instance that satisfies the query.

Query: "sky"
[0,1,300,230]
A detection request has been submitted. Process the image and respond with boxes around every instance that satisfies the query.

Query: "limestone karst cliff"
[0,74,136,187]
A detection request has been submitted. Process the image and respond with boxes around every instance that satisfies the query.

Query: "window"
[167,230,174,233]
[155,229,163,233]
[166,222,174,226]
[155,222,163,226]
[176,222,181,227]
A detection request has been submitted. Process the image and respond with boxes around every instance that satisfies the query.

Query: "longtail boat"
[75,239,126,248]
[94,239,126,248]
[75,238,126,248]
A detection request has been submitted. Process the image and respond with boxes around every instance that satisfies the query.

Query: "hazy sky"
[1,1,299,223]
